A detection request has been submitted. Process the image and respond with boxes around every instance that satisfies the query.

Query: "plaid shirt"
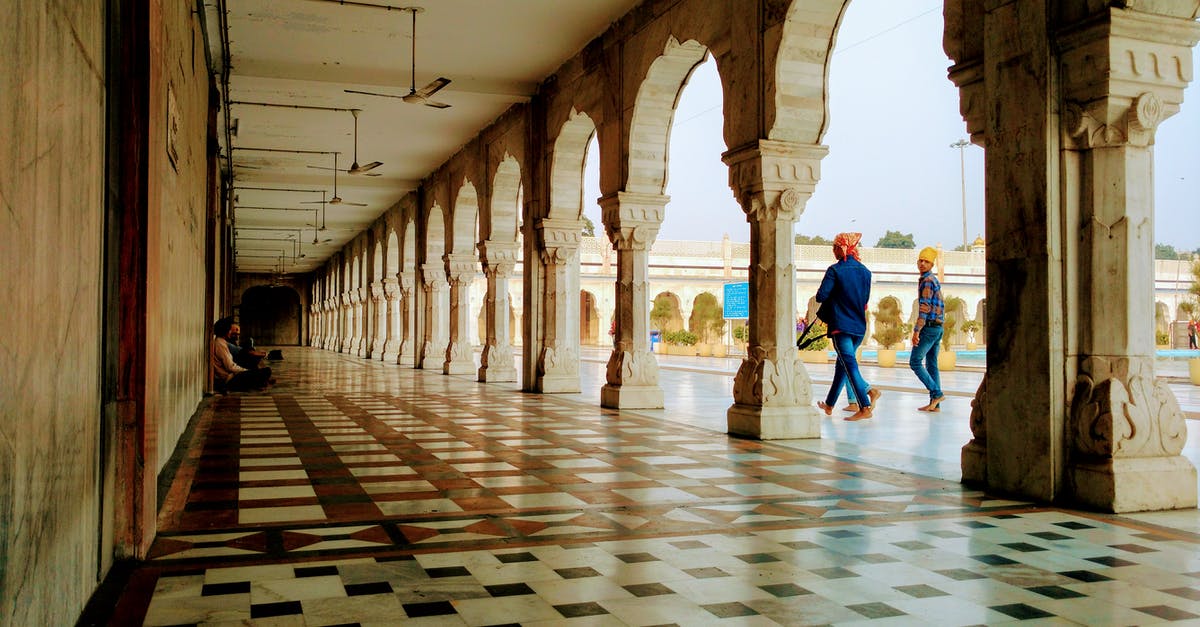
[913,270,944,333]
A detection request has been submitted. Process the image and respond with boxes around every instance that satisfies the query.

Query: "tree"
[582,215,596,237]
[650,295,675,332]
[794,233,832,246]
[1155,243,1179,260]
[876,230,916,249]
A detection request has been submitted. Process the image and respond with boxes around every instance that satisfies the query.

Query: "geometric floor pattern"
[106,348,1200,625]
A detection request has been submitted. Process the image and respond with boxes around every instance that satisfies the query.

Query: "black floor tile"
[811,566,859,579]
[971,554,1018,565]
[485,582,534,597]
[894,584,948,598]
[403,600,457,617]
[760,583,812,597]
[295,565,340,578]
[1085,556,1136,567]
[989,603,1054,620]
[200,581,250,596]
[624,583,674,597]
[495,551,537,563]
[1058,570,1113,582]
[425,566,471,578]
[702,602,757,618]
[847,602,906,618]
[684,567,729,579]
[251,601,304,618]
[555,567,601,579]
[1027,585,1085,599]
[1134,605,1200,621]
[554,602,609,618]
[344,581,393,596]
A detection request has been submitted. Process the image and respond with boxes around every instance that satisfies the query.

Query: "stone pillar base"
[961,441,987,484]
[601,384,664,409]
[727,404,821,440]
[538,374,581,394]
[1069,455,1197,513]
[382,341,400,363]
[443,359,475,376]
[479,365,518,383]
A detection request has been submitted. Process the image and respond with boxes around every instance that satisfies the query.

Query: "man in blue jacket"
[814,232,879,421]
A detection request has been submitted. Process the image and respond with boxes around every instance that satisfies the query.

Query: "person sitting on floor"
[228,322,267,370]
[211,317,272,393]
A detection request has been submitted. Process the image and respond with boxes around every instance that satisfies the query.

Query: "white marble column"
[370,281,386,359]
[418,264,448,370]
[534,219,582,393]
[724,140,827,439]
[1058,13,1198,511]
[478,240,518,382]
[354,287,368,357]
[443,254,478,375]
[599,192,665,409]
[340,294,354,353]
[324,299,335,350]
[398,272,416,366]
[381,278,400,362]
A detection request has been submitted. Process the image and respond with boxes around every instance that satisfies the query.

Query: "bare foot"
[918,396,944,412]
[845,407,873,421]
[868,388,881,406]
[816,401,833,416]
[842,403,859,412]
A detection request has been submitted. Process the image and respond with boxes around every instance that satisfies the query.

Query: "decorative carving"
[605,346,659,387]
[969,373,987,442]
[1127,91,1162,132]
[730,346,812,408]
[537,346,579,377]
[1069,356,1187,459]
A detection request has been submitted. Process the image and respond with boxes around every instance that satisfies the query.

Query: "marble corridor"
[92,348,1200,626]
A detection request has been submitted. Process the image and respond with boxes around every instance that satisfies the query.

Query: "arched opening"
[580,290,599,345]
[650,292,683,333]
[240,285,302,345]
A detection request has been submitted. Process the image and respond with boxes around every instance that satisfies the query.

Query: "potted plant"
[798,319,830,363]
[962,319,982,350]
[709,317,728,357]
[732,323,749,354]
[871,296,904,367]
[938,297,965,371]
[676,330,699,356]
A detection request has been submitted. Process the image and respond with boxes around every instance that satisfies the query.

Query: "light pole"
[951,138,970,251]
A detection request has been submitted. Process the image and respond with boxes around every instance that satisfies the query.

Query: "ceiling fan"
[302,155,367,207]
[307,109,382,176]
[307,207,334,244]
[344,7,451,109]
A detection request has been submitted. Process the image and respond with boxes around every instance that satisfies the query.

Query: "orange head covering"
[833,232,862,261]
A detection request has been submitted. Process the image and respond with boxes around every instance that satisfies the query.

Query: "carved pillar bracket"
[478,241,518,383]
[534,219,583,393]
[723,141,828,439]
[961,374,988,484]
[340,292,354,353]
[597,192,665,409]
[1057,12,1199,512]
[443,254,478,375]
[947,59,986,147]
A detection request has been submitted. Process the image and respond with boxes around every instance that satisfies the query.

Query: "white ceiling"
[206,0,642,274]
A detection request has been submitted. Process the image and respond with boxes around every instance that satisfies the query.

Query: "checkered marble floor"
[113,348,1200,625]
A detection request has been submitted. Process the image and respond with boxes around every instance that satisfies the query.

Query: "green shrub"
[800,319,830,351]
[732,324,748,342]
[871,296,905,349]
[943,296,967,350]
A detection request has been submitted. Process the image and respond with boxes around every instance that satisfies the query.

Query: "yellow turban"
[918,246,938,263]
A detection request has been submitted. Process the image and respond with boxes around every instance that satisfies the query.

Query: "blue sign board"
[723,282,749,319]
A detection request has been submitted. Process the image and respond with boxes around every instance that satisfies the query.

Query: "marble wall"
[0,3,106,625]
[149,0,213,475]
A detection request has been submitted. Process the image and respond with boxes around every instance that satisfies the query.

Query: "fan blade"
[308,165,346,172]
[424,100,451,109]
[300,200,328,205]
[414,77,451,98]
[348,161,382,174]
[345,88,406,100]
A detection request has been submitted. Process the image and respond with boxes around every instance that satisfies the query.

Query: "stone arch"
[373,241,383,283]
[688,291,724,344]
[549,109,597,221]
[240,284,302,345]
[1155,301,1170,337]
[386,230,399,276]
[491,155,521,243]
[975,298,987,343]
[651,291,684,333]
[402,220,416,274]
[768,1,851,143]
[451,181,480,255]
[627,37,709,195]
[426,204,447,263]
[580,290,600,345]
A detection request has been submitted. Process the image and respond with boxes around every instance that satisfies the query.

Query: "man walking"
[910,247,945,412]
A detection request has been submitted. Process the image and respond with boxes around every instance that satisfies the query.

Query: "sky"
[583,1,1199,252]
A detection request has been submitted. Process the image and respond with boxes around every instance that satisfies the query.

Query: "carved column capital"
[722,140,827,222]
[598,191,666,251]
[1058,10,1200,149]
[443,253,478,285]
[479,240,518,277]
[421,263,446,287]
[947,59,986,146]
[382,278,400,301]
[398,272,416,293]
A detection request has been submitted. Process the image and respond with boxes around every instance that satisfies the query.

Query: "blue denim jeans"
[826,333,871,408]
[909,325,944,400]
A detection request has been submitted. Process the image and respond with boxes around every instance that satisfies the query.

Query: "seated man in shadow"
[211,317,272,393]
[229,322,267,370]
